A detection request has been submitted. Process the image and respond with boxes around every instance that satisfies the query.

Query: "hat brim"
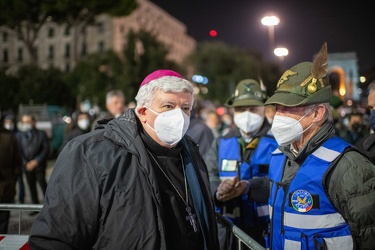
[264,92,307,107]
[226,98,264,107]
[265,86,332,107]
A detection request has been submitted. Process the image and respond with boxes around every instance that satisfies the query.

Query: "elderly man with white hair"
[264,43,375,249]
[29,69,219,250]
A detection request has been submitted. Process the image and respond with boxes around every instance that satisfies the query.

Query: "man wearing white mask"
[29,69,219,250]
[263,42,375,249]
[59,112,91,153]
[205,79,278,249]
[3,114,17,132]
[16,114,49,207]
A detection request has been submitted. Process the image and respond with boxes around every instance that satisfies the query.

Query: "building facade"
[0,0,196,73]
[328,52,360,102]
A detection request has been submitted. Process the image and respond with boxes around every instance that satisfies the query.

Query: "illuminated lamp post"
[274,47,288,62]
[261,15,280,57]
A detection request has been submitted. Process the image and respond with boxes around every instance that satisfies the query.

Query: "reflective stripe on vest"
[218,136,278,227]
[268,136,354,250]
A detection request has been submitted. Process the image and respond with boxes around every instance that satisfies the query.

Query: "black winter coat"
[16,128,49,168]
[355,133,375,164]
[0,129,22,202]
[29,109,219,250]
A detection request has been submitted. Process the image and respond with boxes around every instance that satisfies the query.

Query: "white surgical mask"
[20,123,32,132]
[146,107,190,146]
[222,119,232,126]
[234,111,264,134]
[78,119,90,130]
[271,108,314,146]
[4,123,14,131]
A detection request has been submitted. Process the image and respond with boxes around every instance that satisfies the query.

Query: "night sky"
[151,0,375,73]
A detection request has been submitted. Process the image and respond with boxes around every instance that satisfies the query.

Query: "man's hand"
[217,177,249,202]
[26,159,39,171]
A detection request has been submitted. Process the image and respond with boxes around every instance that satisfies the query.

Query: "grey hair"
[106,90,125,103]
[322,102,333,122]
[304,103,332,122]
[368,81,375,94]
[135,76,194,116]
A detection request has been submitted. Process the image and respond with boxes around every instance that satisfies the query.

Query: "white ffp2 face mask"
[146,107,190,146]
[4,123,14,131]
[20,123,32,132]
[271,108,314,146]
[234,111,264,134]
[78,119,90,130]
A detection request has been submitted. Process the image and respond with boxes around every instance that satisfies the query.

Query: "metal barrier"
[0,204,43,235]
[0,204,266,249]
[216,213,266,250]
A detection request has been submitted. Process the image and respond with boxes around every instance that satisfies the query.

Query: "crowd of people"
[0,42,374,249]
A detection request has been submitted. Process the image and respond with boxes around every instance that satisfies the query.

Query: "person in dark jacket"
[16,114,49,205]
[29,69,219,250]
[91,89,126,131]
[205,79,278,249]
[3,114,25,204]
[59,111,91,153]
[339,112,369,145]
[0,116,22,233]
[355,81,375,164]
[3,114,18,133]
[186,101,215,158]
[263,42,375,249]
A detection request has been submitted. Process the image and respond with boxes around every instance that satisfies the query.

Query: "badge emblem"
[291,190,313,212]
[277,70,297,88]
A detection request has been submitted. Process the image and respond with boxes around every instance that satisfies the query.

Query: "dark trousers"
[0,196,15,233]
[0,211,10,234]
[24,167,47,204]
[18,173,25,204]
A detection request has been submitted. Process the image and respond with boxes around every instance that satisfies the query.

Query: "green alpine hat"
[225,79,267,107]
[265,42,331,107]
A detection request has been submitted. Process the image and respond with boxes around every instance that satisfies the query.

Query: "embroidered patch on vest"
[221,159,238,171]
[291,190,313,212]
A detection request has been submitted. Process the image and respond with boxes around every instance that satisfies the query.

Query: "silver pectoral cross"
[185,206,198,232]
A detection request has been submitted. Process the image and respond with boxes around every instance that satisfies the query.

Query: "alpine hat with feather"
[265,42,331,107]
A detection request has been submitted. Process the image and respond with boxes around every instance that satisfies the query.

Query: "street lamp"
[274,47,288,61]
[261,15,280,58]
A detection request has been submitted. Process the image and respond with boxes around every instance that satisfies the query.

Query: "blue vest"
[268,136,354,249]
[218,136,278,227]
